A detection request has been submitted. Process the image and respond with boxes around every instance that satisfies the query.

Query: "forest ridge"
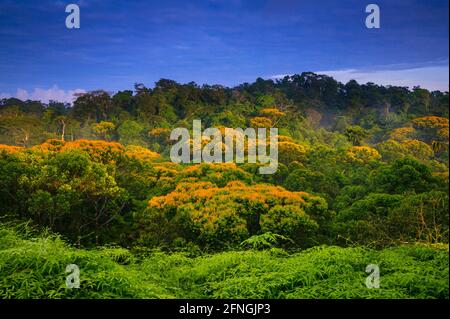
[0,72,448,298]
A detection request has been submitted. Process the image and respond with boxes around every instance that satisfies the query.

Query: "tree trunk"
[61,120,66,141]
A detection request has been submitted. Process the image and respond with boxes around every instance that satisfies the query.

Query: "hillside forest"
[0,73,448,298]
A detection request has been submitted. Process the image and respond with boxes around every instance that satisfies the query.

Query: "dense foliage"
[0,73,448,298]
[0,225,448,299]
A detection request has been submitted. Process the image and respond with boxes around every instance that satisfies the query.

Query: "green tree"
[373,157,442,194]
[117,120,145,146]
[344,125,370,146]
[93,121,116,141]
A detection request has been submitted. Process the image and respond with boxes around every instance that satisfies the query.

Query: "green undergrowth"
[0,225,448,299]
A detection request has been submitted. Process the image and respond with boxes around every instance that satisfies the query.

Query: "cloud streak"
[270,65,449,92]
[0,85,86,104]
[318,66,449,92]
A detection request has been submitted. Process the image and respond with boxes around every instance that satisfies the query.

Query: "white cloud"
[0,92,11,100]
[269,74,292,80]
[0,85,86,104]
[270,65,449,92]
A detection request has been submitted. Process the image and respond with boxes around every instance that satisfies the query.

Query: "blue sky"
[0,0,448,102]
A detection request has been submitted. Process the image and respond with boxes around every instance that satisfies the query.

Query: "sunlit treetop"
[0,144,23,154]
[277,141,308,165]
[124,145,160,162]
[92,121,116,140]
[59,139,125,164]
[412,116,449,129]
[345,146,381,164]
[389,127,416,141]
[260,108,286,120]
[148,180,317,210]
[438,127,449,140]
[249,117,273,128]
[30,139,161,165]
[276,135,295,143]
